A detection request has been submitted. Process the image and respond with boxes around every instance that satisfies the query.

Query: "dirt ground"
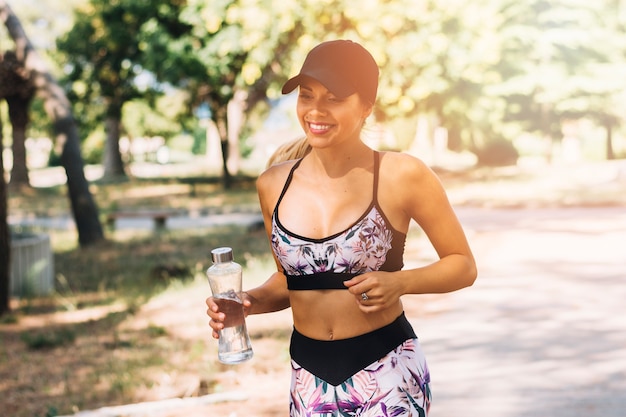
[2,159,626,417]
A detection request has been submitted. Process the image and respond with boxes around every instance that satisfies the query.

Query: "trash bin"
[10,232,54,297]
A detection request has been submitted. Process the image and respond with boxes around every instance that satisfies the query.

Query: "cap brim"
[281,72,356,99]
[281,75,301,95]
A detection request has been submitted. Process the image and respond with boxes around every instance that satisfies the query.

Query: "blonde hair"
[266,137,312,168]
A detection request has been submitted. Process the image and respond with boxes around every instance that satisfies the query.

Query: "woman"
[207,39,477,416]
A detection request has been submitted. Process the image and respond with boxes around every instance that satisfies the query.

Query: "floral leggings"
[289,316,431,416]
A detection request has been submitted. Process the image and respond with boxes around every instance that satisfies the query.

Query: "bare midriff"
[289,290,404,341]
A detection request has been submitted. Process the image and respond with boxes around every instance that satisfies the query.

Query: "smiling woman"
[293,78,372,150]
[206,39,477,417]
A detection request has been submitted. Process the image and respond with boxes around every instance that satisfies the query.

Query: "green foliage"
[167,134,195,152]
[56,0,169,106]
[122,98,184,140]
[19,0,626,162]
[494,1,626,142]
[146,324,167,338]
[81,129,106,164]
[54,226,270,296]
[21,99,51,141]
[20,327,76,350]
[7,0,84,52]
[54,0,192,160]
[190,125,207,155]
[0,313,18,324]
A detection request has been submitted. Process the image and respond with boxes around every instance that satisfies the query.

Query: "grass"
[2,233,276,416]
[20,327,76,350]
[9,174,260,220]
[2,175,277,417]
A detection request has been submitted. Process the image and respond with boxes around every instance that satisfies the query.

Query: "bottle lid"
[211,247,233,263]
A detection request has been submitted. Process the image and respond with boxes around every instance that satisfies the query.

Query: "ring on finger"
[361,292,369,301]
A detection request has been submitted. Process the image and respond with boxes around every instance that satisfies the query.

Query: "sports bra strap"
[274,152,380,217]
[373,150,380,203]
[274,157,303,214]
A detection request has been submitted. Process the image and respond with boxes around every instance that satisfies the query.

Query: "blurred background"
[1,1,625,416]
[3,0,626,184]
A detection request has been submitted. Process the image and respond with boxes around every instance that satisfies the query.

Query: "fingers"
[354,292,379,314]
[241,292,253,313]
[351,285,374,304]
[347,283,372,308]
[344,275,369,298]
[206,296,225,339]
[206,293,254,339]
[343,274,366,288]
[345,273,396,310]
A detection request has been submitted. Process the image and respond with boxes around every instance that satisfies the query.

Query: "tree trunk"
[214,107,232,189]
[0,113,10,316]
[1,0,104,247]
[6,94,32,187]
[605,121,615,160]
[56,117,105,246]
[103,115,126,178]
[226,90,247,175]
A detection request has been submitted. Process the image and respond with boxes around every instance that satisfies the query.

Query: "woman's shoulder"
[379,151,432,180]
[257,159,299,195]
[377,151,450,224]
[258,159,298,181]
[256,160,299,217]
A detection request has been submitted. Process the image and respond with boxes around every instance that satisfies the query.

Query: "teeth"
[310,123,330,130]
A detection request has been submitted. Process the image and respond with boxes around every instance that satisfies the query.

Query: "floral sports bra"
[271,152,407,291]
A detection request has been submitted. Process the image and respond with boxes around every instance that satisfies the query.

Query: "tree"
[1,0,104,247]
[57,0,153,178]
[154,0,309,187]
[570,0,626,160]
[176,0,505,155]
[1,50,36,187]
[51,0,626,180]
[0,107,9,315]
[490,0,626,161]
[57,0,200,179]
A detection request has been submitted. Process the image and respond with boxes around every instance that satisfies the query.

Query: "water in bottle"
[207,247,253,364]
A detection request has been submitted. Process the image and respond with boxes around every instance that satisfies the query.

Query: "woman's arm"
[206,163,295,338]
[248,163,293,313]
[401,153,477,293]
[344,152,477,310]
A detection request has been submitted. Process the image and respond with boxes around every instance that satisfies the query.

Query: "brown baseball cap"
[281,40,379,104]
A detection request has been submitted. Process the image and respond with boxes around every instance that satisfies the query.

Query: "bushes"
[21,327,76,349]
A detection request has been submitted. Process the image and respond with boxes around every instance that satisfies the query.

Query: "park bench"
[105,209,182,230]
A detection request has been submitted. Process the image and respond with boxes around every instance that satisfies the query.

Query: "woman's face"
[296,77,372,149]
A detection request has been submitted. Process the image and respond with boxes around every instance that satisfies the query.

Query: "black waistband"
[289,312,417,386]
[286,272,357,290]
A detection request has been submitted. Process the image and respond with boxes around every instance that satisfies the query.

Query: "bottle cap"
[211,247,233,263]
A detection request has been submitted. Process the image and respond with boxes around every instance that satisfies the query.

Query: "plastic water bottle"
[206,247,253,364]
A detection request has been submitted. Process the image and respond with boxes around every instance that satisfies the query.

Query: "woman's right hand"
[206,292,253,339]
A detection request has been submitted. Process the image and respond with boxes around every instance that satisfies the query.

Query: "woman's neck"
[306,142,374,179]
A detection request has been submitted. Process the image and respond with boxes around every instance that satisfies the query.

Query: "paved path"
[416,206,626,417]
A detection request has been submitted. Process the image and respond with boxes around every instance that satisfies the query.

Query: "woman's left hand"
[344,271,403,311]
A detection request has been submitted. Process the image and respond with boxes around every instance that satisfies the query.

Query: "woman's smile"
[296,78,373,148]
[308,122,333,135]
